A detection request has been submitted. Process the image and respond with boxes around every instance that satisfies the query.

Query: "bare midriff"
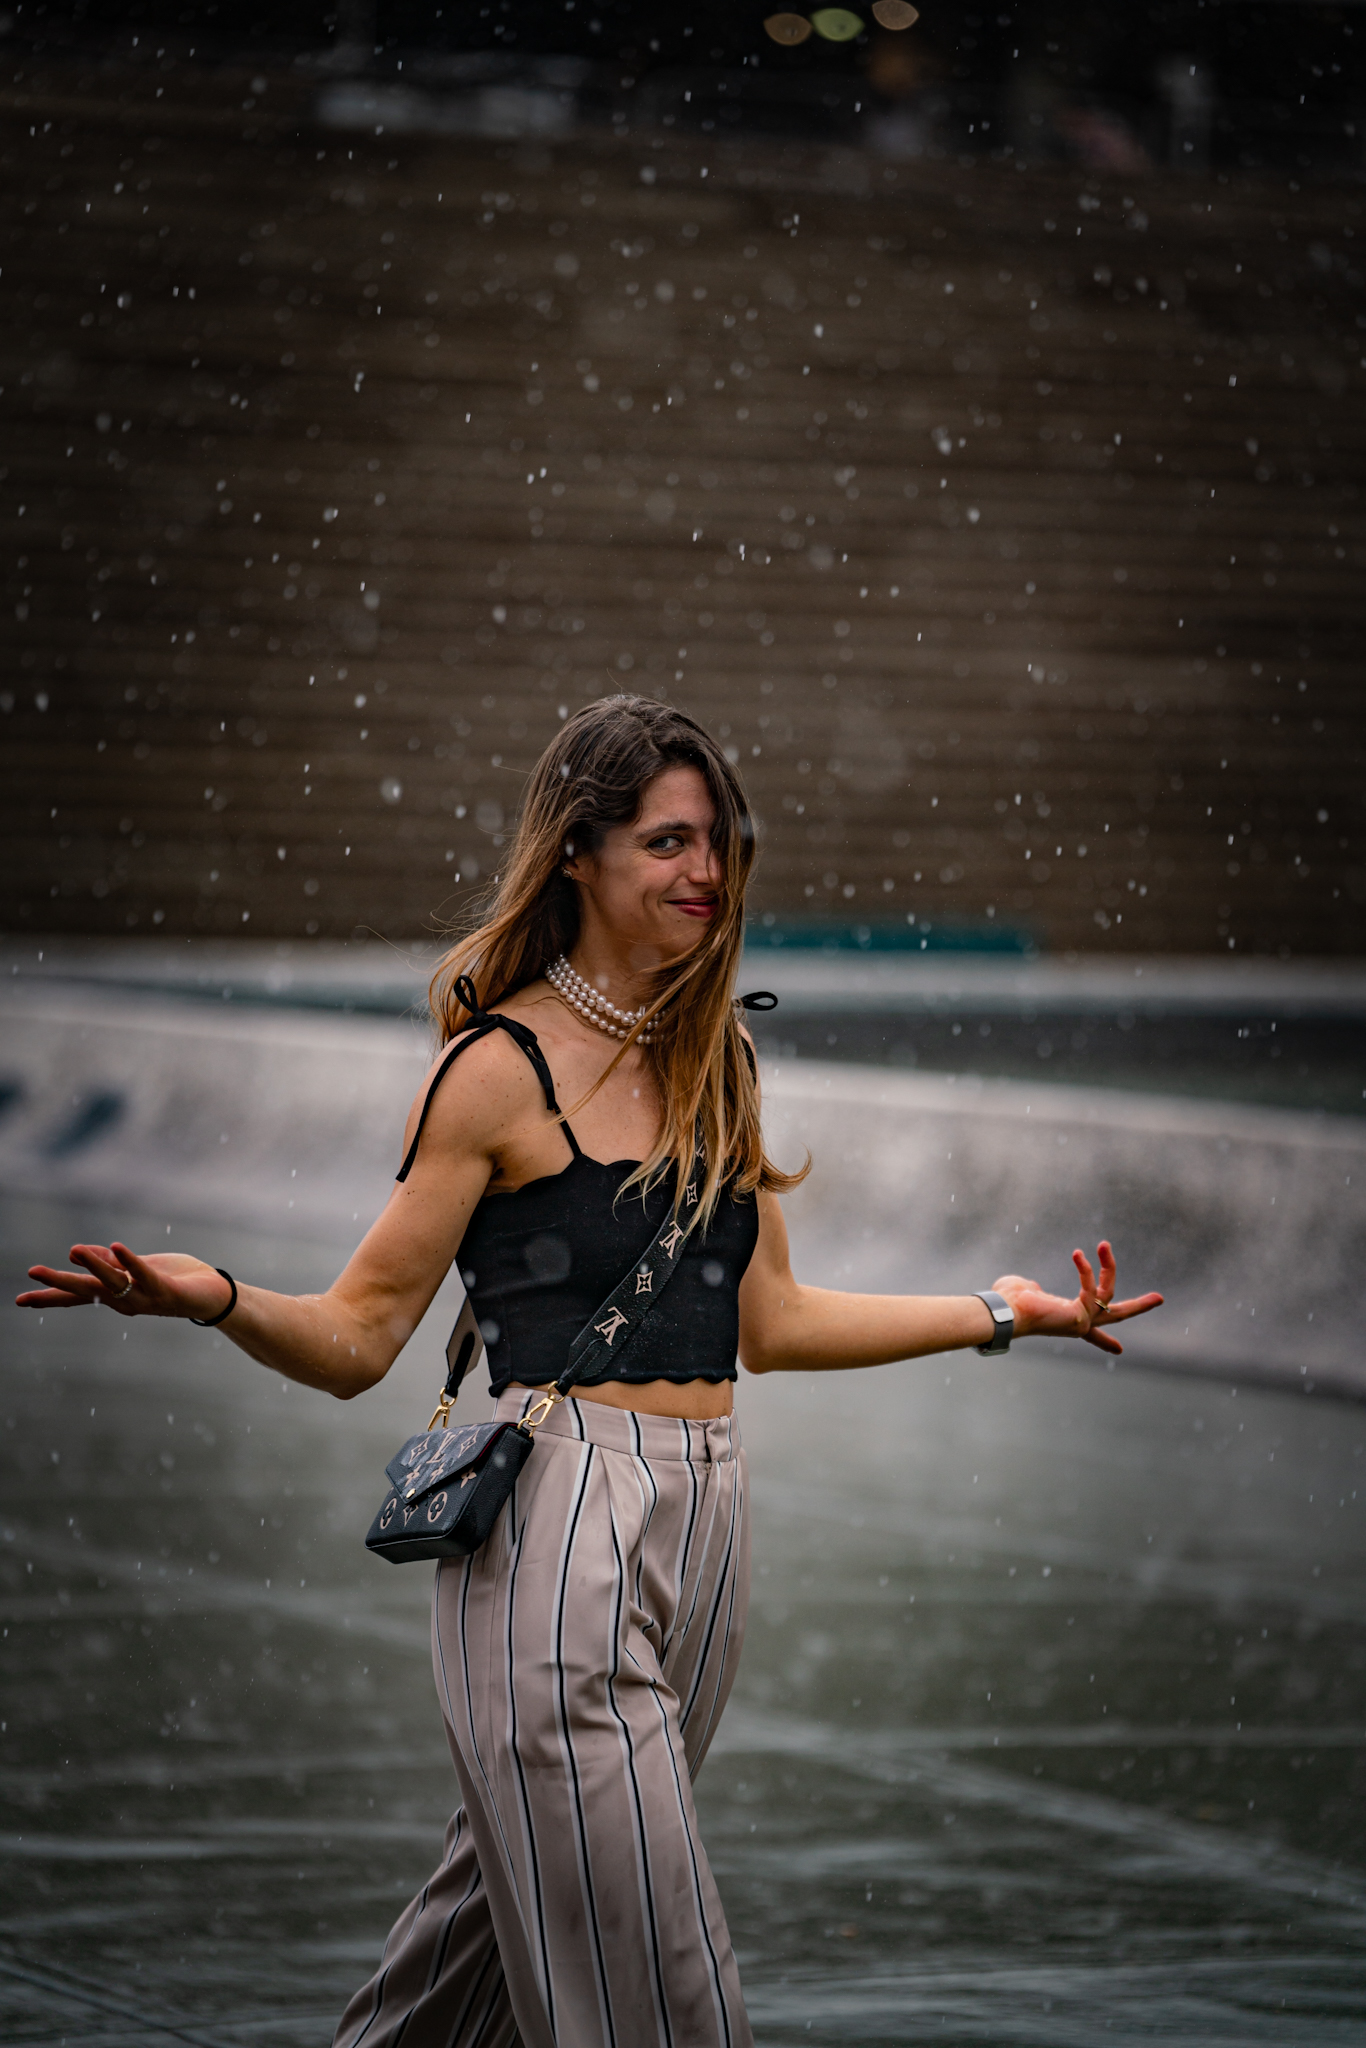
[509,1377,735,1420]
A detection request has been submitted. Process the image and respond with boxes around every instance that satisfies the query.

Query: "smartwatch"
[972,1289,1014,1355]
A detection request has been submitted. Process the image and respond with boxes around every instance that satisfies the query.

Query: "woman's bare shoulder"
[407,1021,550,1150]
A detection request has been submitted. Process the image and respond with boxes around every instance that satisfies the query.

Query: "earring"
[560,865,574,880]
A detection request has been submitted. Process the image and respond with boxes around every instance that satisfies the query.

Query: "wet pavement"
[3,1189,1364,2045]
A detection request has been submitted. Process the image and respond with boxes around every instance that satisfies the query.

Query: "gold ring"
[111,1278,134,1299]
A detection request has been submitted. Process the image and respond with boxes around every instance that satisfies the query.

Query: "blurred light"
[871,0,919,24]
[764,12,814,42]
[811,8,865,39]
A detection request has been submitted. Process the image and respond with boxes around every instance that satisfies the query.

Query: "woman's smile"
[667,893,718,920]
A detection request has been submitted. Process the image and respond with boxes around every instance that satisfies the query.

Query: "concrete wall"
[2,984,1362,1398]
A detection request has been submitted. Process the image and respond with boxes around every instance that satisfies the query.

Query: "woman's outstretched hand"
[17,1243,232,1322]
[992,1242,1162,1356]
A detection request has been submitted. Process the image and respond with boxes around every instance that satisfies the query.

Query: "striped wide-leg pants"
[333,1390,752,2048]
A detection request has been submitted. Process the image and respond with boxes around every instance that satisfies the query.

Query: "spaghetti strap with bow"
[395,973,581,1184]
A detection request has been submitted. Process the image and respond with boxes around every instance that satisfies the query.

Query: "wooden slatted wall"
[2,61,1363,953]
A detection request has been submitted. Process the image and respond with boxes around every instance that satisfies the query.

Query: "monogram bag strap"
[426,1294,485,1429]
[433,1139,704,1430]
[552,1141,705,1398]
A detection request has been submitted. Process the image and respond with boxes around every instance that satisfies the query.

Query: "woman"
[20,696,1161,2048]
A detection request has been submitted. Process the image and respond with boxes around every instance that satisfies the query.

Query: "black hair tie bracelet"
[190,1269,238,1328]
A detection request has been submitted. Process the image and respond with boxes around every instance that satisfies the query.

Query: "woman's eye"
[649,834,684,853]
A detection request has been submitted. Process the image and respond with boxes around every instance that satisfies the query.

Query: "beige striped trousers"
[334,1389,753,2048]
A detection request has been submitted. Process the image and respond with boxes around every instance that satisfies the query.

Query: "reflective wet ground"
[3,1191,1364,2046]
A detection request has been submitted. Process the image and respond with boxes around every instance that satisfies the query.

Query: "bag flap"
[385,1420,513,1503]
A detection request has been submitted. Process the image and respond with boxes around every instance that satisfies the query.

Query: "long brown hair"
[429,694,806,1222]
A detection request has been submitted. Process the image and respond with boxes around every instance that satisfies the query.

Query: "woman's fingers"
[1076,1241,1126,1317]
[110,1241,157,1284]
[71,1244,136,1294]
[27,1262,103,1293]
[1094,1290,1165,1324]
[1072,1247,1100,1320]
[1083,1287,1164,1352]
[1083,1323,1126,1355]
[17,1263,104,1307]
[70,1246,148,1312]
[15,1245,131,1310]
[19,1243,161,1313]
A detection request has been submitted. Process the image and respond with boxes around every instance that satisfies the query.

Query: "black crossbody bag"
[365,1144,701,1563]
[364,973,774,1565]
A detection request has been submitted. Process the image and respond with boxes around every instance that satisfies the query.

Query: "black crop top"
[395,992,760,1394]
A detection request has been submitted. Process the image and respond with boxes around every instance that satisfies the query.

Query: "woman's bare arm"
[17,1032,547,1399]
[737,1190,1162,1373]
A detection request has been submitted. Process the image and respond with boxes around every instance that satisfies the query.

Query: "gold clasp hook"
[520,1387,563,1434]
[427,1389,456,1431]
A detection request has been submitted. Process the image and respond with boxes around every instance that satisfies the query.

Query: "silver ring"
[111,1278,134,1299]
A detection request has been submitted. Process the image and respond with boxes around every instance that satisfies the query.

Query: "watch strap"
[972,1288,1014,1355]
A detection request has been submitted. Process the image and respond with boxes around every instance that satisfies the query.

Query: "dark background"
[14,0,1366,173]
[2,0,1363,955]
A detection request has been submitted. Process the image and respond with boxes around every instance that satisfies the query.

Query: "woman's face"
[568,763,723,966]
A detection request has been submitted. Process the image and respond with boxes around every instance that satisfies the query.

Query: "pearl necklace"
[547,954,655,1044]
